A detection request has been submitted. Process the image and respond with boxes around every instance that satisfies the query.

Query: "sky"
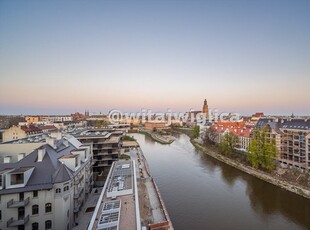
[0,0,309,116]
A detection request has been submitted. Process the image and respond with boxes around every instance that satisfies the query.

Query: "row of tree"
[214,127,278,171]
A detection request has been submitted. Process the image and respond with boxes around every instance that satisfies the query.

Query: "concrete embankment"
[138,130,174,144]
[191,139,310,200]
[136,147,174,229]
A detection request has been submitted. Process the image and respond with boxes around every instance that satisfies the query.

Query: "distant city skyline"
[1,1,309,115]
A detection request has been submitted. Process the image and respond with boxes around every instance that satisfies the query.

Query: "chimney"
[4,156,11,163]
[63,139,69,147]
[47,137,56,149]
[18,153,25,161]
[37,148,46,162]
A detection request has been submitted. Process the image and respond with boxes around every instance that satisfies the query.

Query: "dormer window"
[6,167,34,189]
[11,173,24,185]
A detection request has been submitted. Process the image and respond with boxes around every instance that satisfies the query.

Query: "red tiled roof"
[211,122,252,137]
[252,112,264,118]
[20,125,41,132]
[37,125,57,130]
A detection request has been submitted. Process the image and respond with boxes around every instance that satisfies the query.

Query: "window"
[75,157,78,167]
[11,173,24,185]
[18,207,24,220]
[45,203,52,213]
[64,186,69,191]
[32,222,39,230]
[0,210,1,220]
[45,220,52,230]
[32,205,39,215]
[19,192,24,201]
[56,188,61,193]
[33,191,38,198]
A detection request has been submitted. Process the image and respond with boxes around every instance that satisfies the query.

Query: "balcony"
[74,202,82,213]
[7,215,29,227]
[85,186,91,193]
[7,197,30,208]
[74,175,84,185]
[74,187,84,199]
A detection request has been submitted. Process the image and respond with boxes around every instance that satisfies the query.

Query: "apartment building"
[0,135,93,230]
[257,118,310,172]
[73,128,124,186]
[209,122,253,152]
[2,125,57,142]
[47,116,73,123]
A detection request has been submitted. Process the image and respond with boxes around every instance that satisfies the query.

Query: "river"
[131,133,310,230]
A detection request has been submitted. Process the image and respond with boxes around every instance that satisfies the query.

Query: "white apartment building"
[0,135,93,230]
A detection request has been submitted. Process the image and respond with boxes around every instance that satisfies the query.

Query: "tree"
[95,120,109,127]
[247,127,278,171]
[220,132,238,155]
[193,125,200,138]
[204,127,218,145]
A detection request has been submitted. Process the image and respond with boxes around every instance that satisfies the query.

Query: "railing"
[7,197,30,208]
[7,215,29,227]
[74,187,84,199]
[74,201,82,213]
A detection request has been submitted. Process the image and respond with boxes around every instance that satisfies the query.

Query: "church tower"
[202,99,208,115]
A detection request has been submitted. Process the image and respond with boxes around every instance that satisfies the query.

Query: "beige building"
[144,122,169,132]
[3,126,29,142]
[256,118,310,172]
[3,125,57,143]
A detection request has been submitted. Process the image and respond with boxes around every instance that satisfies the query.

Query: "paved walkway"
[145,180,165,223]
[136,148,166,223]
[72,189,101,230]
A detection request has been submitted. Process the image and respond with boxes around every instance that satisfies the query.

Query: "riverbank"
[189,138,310,199]
[138,130,175,144]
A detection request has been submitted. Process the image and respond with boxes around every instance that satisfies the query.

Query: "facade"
[24,116,49,124]
[48,116,73,123]
[3,125,57,142]
[209,122,253,152]
[0,135,93,230]
[73,129,124,186]
[3,126,28,142]
[257,118,310,171]
[144,122,169,132]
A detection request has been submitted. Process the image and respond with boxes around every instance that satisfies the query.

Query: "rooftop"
[59,154,79,159]
[88,160,139,230]
[0,135,90,195]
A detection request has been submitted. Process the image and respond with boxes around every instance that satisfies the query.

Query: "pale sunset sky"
[0,0,309,115]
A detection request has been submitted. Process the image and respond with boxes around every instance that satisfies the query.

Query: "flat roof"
[107,162,132,194]
[74,130,111,138]
[88,160,139,230]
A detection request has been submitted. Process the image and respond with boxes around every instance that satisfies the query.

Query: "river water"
[131,133,310,230]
